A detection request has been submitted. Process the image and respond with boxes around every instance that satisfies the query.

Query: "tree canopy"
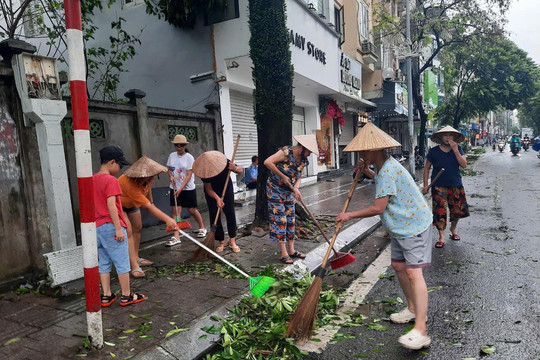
[436,36,539,128]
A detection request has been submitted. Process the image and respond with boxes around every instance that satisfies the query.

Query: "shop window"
[168,125,198,142]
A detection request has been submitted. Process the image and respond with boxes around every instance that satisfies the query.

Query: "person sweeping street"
[423,126,469,248]
[192,150,243,255]
[119,156,178,278]
[263,135,318,264]
[336,122,433,350]
[166,134,206,247]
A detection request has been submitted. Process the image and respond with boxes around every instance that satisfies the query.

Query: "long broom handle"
[179,228,250,279]
[286,182,339,256]
[212,134,241,226]
[425,168,445,192]
[321,163,365,268]
[171,177,180,220]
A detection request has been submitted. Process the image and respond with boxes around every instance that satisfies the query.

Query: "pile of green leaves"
[156,262,244,279]
[204,267,340,360]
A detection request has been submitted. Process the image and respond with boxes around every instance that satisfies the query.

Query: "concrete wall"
[63,97,218,229]
[0,68,53,284]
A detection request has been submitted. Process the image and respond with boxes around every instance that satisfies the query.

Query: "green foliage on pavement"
[204,267,340,360]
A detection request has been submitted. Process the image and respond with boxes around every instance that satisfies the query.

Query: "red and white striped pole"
[64,0,103,348]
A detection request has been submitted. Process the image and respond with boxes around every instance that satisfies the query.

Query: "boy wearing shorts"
[337,122,433,350]
[94,146,146,307]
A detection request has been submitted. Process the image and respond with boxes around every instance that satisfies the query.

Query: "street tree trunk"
[248,0,294,226]
[411,58,428,156]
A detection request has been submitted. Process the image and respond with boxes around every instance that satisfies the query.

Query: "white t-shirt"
[167,152,195,191]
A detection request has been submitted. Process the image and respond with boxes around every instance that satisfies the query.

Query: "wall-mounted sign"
[290,30,327,65]
[339,52,361,100]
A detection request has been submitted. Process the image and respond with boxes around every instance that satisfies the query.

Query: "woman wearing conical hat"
[263,135,318,264]
[424,126,469,248]
[192,151,244,253]
[119,156,179,278]
[336,122,433,350]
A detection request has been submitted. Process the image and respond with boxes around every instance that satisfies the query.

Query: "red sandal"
[120,293,146,307]
[435,241,445,248]
[449,234,461,241]
[101,293,117,307]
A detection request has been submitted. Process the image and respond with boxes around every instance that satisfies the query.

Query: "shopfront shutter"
[230,90,258,167]
[339,114,355,145]
[292,106,306,140]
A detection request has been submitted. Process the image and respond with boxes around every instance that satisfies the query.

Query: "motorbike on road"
[498,141,505,152]
[510,142,521,155]
[522,138,530,151]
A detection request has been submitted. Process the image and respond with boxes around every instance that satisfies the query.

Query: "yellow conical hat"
[343,122,401,152]
[123,155,168,178]
[294,134,319,156]
[192,151,228,179]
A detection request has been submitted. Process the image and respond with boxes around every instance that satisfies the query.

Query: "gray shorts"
[391,226,433,268]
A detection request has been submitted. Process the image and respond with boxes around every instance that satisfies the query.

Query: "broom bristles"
[190,230,216,261]
[285,277,322,343]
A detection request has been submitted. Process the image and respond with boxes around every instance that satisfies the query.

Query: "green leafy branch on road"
[204,267,340,360]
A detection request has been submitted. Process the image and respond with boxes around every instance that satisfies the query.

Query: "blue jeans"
[97,223,129,274]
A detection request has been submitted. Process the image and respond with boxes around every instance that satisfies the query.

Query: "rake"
[180,229,274,297]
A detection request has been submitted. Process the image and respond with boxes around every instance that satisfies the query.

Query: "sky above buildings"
[506,0,540,64]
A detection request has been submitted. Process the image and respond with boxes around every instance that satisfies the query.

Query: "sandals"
[120,293,146,307]
[229,244,241,253]
[131,267,146,278]
[137,258,153,266]
[166,236,181,247]
[435,241,445,248]
[280,256,294,264]
[216,244,225,253]
[101,293,117,307]
[449,233,461,241]
[289,251,306,259]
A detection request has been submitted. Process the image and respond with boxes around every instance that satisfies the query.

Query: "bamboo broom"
[192,135,241,261]
[285,164,365,342]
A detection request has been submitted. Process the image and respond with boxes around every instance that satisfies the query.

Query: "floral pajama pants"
[432,186,470,230]
[267,190,295,243]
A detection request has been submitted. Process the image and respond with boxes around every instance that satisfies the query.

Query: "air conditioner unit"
[361,40,375,55]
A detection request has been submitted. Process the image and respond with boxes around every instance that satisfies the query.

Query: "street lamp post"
[405,0,415,176]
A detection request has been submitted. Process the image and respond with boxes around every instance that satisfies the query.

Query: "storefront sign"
[339,52,361,99]
[290,30,327,65]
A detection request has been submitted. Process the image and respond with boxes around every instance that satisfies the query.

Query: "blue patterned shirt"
[375,156,432,239]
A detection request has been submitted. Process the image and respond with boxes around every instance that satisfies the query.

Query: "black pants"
[246,182,257,190]
[205,190,237,241]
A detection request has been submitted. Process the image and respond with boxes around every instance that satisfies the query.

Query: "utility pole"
[405,0,415,177]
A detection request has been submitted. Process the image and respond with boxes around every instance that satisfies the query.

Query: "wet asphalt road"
[306,147,540,360]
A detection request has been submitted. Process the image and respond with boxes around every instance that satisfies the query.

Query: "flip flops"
[137,258,153,266]
[131,267,145,278]
[229,244,241,253]
[435,241,445,248]
[289,251,306,259]
[449,233,461,241]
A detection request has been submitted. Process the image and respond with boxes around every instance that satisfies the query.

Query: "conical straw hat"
[343,122,401,152]
[192,151,228,179]
[123,155,168,178]
[430,125,465,144]
[294,134,319,156]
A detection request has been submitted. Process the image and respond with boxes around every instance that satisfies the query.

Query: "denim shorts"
[391,226,433,268]
[97,223,130,274]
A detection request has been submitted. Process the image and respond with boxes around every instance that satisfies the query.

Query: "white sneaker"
[166,236,181,247]
[197,229,208,238]
[390,308,416,323]
[398,329,431,349]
